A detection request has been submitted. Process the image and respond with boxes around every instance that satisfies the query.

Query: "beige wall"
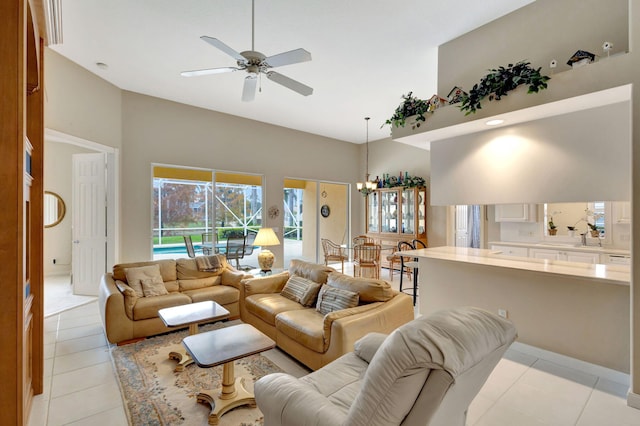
[437,0,629,95]
[44,49,122,149]
[420,257,630,373]
[119,91,362,264]
[431,101,631,205]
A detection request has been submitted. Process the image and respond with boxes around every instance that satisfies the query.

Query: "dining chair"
[321,238,348,273]
[225,231,246,269]
[201,232,216,255]
[398,241,419,306]
[353,243,381,279]
[238,229,257,270]
[183,235,196,258]
[353,235,373,247]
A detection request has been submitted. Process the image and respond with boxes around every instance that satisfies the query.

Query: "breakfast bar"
[405,246,631,373]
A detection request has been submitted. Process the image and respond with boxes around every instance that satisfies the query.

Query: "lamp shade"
[254,228,280,246]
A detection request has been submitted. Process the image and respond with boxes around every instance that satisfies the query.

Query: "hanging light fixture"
[356,117,376,196]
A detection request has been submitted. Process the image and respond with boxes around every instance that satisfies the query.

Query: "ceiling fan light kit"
[181,0,313,101]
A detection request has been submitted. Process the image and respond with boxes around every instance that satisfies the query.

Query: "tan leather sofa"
[255,306,517,426]
[99,256,250,344]
[239,259,415,370]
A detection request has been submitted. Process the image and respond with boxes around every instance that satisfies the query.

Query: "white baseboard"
[628,391,640,409]
[510,341,630,386]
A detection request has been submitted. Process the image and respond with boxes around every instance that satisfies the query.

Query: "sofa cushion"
[276,308,326,353]
[281,275,322,307]
[164,280,180,293]
[141,275,169,297]
[125,264,164,298]
[289,259,335,284]
[179,276,221,291]
[177,258,226,280]
[183,284,239,305]
[246,293,306,326]
[113,259,177,283]
[316,286,359,316]
[327,272,394,303]
[133,293,192,321]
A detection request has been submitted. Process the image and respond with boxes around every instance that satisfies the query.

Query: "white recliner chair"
[255,306,517,426]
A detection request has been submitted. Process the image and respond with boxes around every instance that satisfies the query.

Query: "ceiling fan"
[181,0,313,102]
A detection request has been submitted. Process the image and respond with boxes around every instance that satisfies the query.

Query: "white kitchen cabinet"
[495,204,538,222]
[529,248,563,261]
[530,248,599,264]
[565,251,600,264]
[613,201,631,224]
[490,245,528,257]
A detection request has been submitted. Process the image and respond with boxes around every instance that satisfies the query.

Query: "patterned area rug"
[110,320,283,425]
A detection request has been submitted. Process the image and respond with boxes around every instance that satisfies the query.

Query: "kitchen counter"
[410,245,630,372]
[405,246,630,286]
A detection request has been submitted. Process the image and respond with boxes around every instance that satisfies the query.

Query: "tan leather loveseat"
[239,259,415,370]
[99,255,250,344]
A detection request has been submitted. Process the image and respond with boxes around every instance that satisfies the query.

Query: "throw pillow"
[141,275,169,297]
[281,275,322,307]
[316,286,359,316]
[125,264,163,298]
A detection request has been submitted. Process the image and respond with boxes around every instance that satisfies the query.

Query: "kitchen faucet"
[580,232,602,247]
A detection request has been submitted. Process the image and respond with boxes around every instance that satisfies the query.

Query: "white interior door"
[455,205,470,247]
[72,153,107,296]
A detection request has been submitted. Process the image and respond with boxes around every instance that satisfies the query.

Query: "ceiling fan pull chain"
[259,72,262,93]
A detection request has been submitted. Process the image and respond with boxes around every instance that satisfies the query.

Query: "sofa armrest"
[255,373,347,426]
[322,303,382,351]
[220,268,252,290]
[321,293,414,364]
[354,332,388,363]
[242,271,290,296]
[99,273,134,344]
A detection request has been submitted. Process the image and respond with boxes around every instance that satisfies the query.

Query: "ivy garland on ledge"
[381,92,430,128]
[382,60,551,127]
[459,61,550,115]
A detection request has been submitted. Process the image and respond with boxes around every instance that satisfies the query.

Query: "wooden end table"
[158,301,230,372]
[183,323,276,425]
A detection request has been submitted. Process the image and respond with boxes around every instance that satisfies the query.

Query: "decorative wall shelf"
[391,53,632,150]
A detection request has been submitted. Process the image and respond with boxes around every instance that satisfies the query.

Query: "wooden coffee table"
[158,301,230,371]
[183,323,276,425]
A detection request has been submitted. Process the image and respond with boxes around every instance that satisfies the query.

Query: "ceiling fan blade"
[181,67,241,77]
[264,48,312,68]
[266,71,313,96]
[200,36,247,63]
[242,75,258,102]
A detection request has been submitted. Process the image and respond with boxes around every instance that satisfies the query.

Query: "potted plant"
[548,217,557,235]
[567,225,577,237]
[459,61,550,115]
[382,92,431,128]
[588,222,600,238]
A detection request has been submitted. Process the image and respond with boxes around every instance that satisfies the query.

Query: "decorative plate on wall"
[268,205,280,219]
[320,204,330,218]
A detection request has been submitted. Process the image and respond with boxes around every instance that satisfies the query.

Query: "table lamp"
[254,227,280,272]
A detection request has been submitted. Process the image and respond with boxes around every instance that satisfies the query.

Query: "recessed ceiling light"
[486,119,504,126]
[96,62,109,70]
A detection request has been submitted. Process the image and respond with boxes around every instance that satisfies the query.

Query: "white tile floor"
[32,264,640,425]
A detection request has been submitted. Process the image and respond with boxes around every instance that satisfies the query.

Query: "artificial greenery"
[459,61,550,115]
[548,217,557,230]
[587,222,598,231]
[382,92,431,128]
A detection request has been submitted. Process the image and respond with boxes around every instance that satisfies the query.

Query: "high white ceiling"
[50,0,534,143]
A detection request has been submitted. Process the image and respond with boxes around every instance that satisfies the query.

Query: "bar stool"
[398,241,419,306]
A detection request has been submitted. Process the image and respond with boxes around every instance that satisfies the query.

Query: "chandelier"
[356,117,376,196]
